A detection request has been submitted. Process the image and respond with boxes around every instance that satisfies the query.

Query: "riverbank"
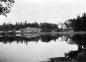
[0,31,86,37]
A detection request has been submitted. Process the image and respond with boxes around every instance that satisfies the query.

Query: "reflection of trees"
[65,34,86,62]
[0,36,40,44]
[40,34,59,42]
[66,34,86,50]
[1,34,86,62]
[0,34,60,44]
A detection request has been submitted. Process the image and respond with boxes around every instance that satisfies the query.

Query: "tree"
[64,13,86,31]
[40,23,59,32]
[0,0,15,17]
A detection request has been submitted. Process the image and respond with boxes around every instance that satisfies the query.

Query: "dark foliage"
[65,13,86,31]
[40,23,59,32]
[0,36,40,44]
[0,22,39,31]
[69,34,86,49]
[66,49,86,62]
[0,22,59,32]
[0,0,15,16]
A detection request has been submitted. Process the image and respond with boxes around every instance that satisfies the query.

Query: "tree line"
[1,13,86,32]
[0,21,60,32]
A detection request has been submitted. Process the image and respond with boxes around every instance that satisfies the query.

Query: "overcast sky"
[0,0,86,24]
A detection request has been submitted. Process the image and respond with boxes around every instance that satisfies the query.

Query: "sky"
[0,0,86,24]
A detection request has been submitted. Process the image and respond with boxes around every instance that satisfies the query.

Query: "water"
[0,36,78,62]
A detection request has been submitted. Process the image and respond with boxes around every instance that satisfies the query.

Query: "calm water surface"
[0,37,78,62]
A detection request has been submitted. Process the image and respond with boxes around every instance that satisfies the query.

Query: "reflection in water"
[0,34,78,62]
[64,34,86,50]
[39,34,86,62]
[64,34,86,62]
[1,34,86,62]
[0,38,77,62]
[0,36,40,44]
[0,34,60,44]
